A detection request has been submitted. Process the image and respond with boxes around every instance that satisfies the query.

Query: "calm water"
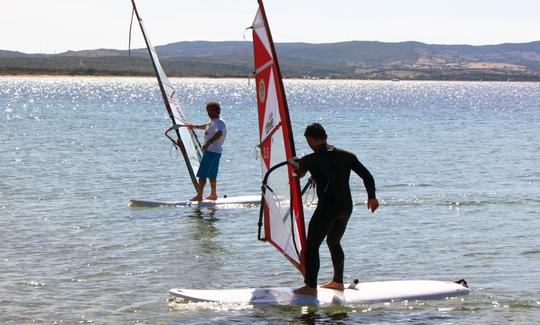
[1,77,539,324]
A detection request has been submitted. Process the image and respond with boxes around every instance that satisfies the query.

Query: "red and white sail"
[253,0,306,274]
[131,0,202,191]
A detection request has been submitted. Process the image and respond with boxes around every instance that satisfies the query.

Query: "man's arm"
[190,123,209,130]
[172,123,209,130]
[351,155,379,212]
[202,130,223,150]
[289,156,308,178]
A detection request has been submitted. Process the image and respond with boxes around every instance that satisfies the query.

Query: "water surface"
[1,77,539,323]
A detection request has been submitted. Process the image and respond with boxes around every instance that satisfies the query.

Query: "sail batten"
[253,0,306,274]
[131,0,202,191]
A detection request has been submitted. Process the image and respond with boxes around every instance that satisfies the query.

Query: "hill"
[1,40,539,80]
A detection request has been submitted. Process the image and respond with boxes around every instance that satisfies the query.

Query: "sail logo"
[265,112,275,135]
[258,79,266,103]
[262,145,270,161]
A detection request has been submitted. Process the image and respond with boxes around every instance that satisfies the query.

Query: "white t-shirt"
[204,117,227,153]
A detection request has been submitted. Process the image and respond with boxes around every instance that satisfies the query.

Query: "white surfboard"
[169,280,470,305]
[129,195,260,208]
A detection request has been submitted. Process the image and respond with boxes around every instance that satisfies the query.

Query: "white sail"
[131,0,202,190]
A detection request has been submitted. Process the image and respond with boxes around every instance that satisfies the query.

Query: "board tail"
[252,0,306,274]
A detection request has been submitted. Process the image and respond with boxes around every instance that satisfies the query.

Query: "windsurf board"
[169,280,470,305]
[130,195,260,208]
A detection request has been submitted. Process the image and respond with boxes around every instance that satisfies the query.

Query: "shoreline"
[1,74,538,82]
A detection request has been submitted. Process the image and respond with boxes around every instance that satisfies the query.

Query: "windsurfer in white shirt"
[186,102,227,201]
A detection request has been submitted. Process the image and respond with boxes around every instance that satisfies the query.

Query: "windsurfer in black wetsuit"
[290,123,379,296]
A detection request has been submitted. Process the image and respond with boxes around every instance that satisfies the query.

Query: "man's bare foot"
[320,280,345,291]
[205,194,218,200]
[292,285,317,296]
[190,195,202,202]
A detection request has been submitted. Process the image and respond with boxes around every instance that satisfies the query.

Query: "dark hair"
[304,123,327,140]
[206,101,221,114]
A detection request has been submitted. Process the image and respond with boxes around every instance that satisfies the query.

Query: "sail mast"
[130,0,199,191]
[253,0,306,274]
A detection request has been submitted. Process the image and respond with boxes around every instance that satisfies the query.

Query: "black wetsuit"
[296,144,376,288]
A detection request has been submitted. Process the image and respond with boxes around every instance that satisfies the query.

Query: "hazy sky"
[3,0,540,53]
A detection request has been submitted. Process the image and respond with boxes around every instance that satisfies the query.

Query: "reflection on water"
[296,304,352,324]
[189,206,218,220]
[188,207,222,251]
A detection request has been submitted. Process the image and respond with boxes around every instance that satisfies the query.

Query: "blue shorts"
[196,151,222,179]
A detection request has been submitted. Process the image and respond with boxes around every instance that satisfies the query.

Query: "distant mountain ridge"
[1,40,539,80]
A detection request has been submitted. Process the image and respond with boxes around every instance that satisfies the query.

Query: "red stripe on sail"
[253,31,273,70]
